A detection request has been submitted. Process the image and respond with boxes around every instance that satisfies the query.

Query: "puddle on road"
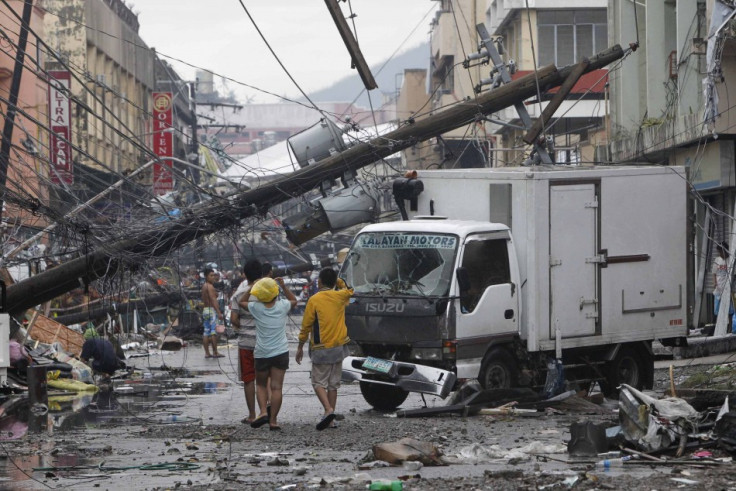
[0,374,230,436]
[0,451,103,485]
[0,371,230,484]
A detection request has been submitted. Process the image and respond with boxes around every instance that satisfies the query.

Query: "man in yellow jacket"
[296,267,353,430]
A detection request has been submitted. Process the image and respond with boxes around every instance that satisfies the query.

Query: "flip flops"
[204,354,213,359]
[214,354,225,358]
[316,412,336,431]
[269,425,282,431]
[250,414,269,428]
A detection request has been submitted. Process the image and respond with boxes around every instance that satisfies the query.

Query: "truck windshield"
[342,232,458,297]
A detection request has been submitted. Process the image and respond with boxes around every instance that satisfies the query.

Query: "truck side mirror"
[456,267,470,293]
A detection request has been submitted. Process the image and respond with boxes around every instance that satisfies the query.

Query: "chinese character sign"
[47,71,73,184]
[152,92,173,195]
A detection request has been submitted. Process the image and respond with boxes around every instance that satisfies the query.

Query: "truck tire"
[479,348,519,389]
[601,344,653,397]
[359,381,409,411]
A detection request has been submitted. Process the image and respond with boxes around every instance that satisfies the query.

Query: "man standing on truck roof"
[296,267,353,430]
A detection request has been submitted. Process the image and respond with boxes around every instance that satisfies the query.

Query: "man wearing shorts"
[296,267,353,431]
[230,260,262,423]
[201,268,224,358]
[248,277,297,431]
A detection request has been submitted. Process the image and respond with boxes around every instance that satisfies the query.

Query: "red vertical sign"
[47,71,73,184]
[152,92,173,195]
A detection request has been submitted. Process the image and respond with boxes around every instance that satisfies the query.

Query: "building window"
[538,10,607,67]
[432,55,454,98]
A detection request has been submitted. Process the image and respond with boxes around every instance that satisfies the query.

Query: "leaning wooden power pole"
[324,0,377,91]
[4,45,626,315]
[0,0,34,224]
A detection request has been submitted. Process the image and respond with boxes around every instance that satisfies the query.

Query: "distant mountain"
[306,42,429,108]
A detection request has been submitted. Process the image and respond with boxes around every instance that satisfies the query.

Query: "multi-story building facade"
[608,0,734,324]
[402,0,492,169]
[43,0,153,176]
[42,0,195,197]
[0,1,50,242]
[486,0,609,166]
[398,0,609,169]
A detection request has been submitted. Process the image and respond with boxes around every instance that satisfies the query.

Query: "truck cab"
[341,219,522,409]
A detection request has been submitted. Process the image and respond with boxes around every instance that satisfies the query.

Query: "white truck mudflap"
[341,356,457,398]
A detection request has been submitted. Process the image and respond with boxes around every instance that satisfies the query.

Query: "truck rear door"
[549,183,599,338]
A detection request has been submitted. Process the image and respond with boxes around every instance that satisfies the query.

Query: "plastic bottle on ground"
[369,479,403,491]
[596,455,632,469]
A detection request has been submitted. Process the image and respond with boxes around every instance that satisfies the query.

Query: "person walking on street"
[296,267,353,430]
[230,260,262,424]
[248,277,297,431]
[201,268,224,358]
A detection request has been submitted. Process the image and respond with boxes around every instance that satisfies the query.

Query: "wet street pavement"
[1,329,734,489]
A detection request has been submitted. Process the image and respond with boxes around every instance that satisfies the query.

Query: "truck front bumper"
[341,356,457,398]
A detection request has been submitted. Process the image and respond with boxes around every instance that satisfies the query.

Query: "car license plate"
[362,356,396,376]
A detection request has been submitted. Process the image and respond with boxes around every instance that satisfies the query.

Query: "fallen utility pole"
[4,45,625,316]
[51,256,336,325]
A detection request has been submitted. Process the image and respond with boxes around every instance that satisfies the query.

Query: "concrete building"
[486,0,609,166]
[397,0,609,169]
[396,68,435,170]
[0,0,50,240]
[607,0,735,325]
[415,0,492,169]
[43,0,154,176]
[42,0,195,193]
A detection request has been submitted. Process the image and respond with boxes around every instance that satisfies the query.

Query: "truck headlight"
[410,348,442,361]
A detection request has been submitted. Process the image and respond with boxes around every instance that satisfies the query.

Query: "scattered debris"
[450,441,567,464]
[619,384,700,454]
[357,460,391,470]
[26,314,84,357]
[568,421,608,456]
[402,460,423,471]
[372,438,445,466]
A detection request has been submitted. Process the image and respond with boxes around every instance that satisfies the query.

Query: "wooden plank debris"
[27,314,84,356]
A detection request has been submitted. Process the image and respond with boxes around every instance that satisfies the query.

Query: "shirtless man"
[201,268,224,358]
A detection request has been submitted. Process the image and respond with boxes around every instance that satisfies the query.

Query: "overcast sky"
[133,1,437,103]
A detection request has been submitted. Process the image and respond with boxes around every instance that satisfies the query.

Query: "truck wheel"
[479,348,519,389]
[359,382,409,411]
[601,344,653,397]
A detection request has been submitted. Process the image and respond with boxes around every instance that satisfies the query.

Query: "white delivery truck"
[341,165,691,410]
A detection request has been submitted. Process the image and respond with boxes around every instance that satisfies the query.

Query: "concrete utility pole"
[4,45,625,315]
[0,0,34,224]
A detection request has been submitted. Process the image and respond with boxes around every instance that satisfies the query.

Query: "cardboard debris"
[372,438,445,466]
[27,314,84,356]
[159,335,184,351]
